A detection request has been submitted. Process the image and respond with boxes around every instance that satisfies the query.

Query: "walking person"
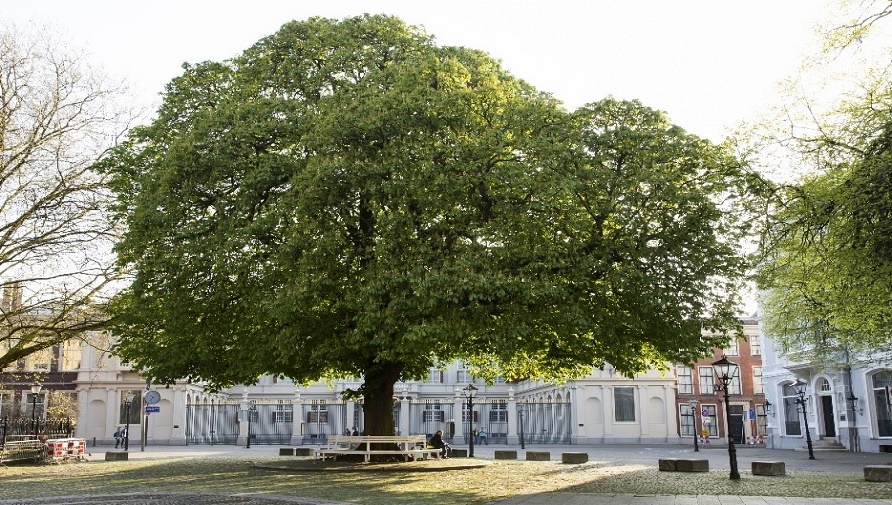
[113,427,122,448]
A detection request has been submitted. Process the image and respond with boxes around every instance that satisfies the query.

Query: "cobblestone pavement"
[0,493,351,505]
[3,444,891,505]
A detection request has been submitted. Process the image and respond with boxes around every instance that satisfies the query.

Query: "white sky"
[4,0,837,143]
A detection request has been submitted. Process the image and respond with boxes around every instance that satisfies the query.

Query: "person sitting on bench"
[428,430,450,458]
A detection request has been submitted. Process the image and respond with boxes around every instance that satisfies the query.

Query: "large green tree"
[102,15,755,435]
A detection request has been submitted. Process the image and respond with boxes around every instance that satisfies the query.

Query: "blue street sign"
[145,406,160,413]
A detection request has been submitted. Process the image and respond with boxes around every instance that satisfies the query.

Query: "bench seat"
[314,435,440,463]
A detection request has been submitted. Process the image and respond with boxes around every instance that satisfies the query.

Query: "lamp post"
[30,384,42,438]
[688,398,700,452]
[518,404,525,449]
[123,393,135,451]
[246,401,257,449]
[794,379,816,460]
[712,356,740,480]
[463,383,477,457]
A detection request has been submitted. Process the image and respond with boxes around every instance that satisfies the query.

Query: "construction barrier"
[44,438,86,462]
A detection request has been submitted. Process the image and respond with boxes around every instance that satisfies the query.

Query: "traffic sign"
[145,406,160,413]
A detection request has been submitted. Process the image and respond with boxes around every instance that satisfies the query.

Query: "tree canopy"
[754,1,892,363]
[102,15,758,435]
[0,24,130,371]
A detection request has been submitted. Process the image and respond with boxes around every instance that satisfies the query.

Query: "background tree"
[104,15,757,436]
[754,1,892,361]
[0,24,132,370]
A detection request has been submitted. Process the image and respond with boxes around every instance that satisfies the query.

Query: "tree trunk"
[361,361,404,436]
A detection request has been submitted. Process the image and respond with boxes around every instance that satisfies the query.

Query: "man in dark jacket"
[428,430,450,458]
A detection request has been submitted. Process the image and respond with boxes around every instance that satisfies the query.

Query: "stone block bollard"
[752,461,785,476]
[864,465,892,482]
[676,459,709,472]
[494,450,517,460]
[658,458,678,471]
[279,448,295,456]
[526,451,550,461]
[104,452,129,461]
[451,448,468,458]
[294,447,313,456]
[561,452,588,464]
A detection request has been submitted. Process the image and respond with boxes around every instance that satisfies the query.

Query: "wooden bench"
[314,435,441,463]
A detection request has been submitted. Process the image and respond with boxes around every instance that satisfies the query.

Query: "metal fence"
[517,401,573,444]
[185,402,294,445]
[0,417,74,447]
[182,400,573,446]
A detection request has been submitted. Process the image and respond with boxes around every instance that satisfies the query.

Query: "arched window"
[782,383,802,436]
[871,371,892,437]
[819,378,832,392]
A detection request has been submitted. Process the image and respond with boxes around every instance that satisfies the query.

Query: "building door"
[729,405,745,444]
[821,395,836,437]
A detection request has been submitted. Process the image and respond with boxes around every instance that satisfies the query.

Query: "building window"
[0,390,12,417]
[493,376,506,384]
[489,401,508,422]
[752,367,764,395]
[783,383,802,436]
[872,371,892,437]
[308,401,328,423]
[427,368,443,383]
[756,404,768,437]
[702,404,718,437]
[749,334,761,355]
[456,369,471,383]
[699,367,715,395]
[274,403,293,423]
[423,401,445,422]
[118,391,141,425]
[819,378,832,392]
[677,366,694,394]
[679,403,695,436]
[722,338,739,356]
[614,387,635,422]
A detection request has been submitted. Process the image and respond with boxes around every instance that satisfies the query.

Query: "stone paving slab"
[0,493,351,505]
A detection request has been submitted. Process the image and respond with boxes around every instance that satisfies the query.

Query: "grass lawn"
[2,456,891,504]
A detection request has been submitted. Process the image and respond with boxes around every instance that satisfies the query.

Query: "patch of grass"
[1,457,890,504]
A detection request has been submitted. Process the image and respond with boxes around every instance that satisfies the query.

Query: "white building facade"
[73,339,680,447]
[761,327,892,453]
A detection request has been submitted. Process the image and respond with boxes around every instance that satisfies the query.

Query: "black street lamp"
[123,393,135,451]
[688,398,700,452]
[30,384,42,438]
[794,379,816,460]
[246,401,257,449]
[463,383,478,457]
[712,356,740,480]
[518,404,525,450]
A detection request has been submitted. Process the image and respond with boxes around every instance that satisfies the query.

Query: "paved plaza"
[3,444,891,505]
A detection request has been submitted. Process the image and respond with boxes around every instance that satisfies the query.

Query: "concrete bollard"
[494,450,518,460]
[526,451,550,461]
[561,452,588,464]
[279,448,295,456]
[864,465,892,482]
[294,447,313,456]
[752,461,785,476]
[104,452,129,461]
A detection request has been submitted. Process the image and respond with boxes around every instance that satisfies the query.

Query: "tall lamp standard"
[30,384,42,438]
[246,401,257,449]
[518,404,525,450]
[123,393,135,451]
[463,384,478,457]
[794,379,816,460]
[712,356,740,480]
[688,398,700,452]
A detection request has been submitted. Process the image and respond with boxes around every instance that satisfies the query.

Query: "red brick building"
[675,317,767,446]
